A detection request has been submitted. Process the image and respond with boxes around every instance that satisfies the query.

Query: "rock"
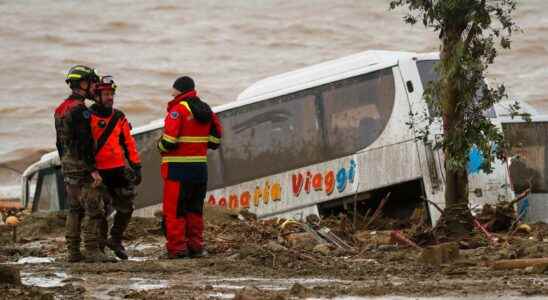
[419,242,460,266]
[0,264,21,285]
[264,241,287,252]
[313,244,331,256]
[284,232,318,249]
[517,224,532,234]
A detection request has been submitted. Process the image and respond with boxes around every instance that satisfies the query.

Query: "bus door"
[397,55,446,224]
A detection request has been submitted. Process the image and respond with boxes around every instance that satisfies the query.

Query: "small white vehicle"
[21,50,519,224]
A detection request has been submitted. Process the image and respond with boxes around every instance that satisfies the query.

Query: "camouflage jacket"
[54,94,96,180]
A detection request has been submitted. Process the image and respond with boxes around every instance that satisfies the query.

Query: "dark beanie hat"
[173,76,195,93]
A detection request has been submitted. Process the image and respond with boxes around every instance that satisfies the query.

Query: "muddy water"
[1,0,547,196]
[15,270,548,300]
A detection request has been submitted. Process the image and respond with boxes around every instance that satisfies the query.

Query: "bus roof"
[218,50,423,112]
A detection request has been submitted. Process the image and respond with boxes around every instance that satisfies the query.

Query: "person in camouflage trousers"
[54,65,116,263]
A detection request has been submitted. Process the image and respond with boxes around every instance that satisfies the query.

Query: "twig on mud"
[365,192,391,229]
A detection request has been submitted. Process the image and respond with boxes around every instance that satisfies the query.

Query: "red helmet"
[97,75,117,94]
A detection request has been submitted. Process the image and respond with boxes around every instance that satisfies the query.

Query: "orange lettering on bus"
[304,171,312,194]
[312,173,323,191]
[325,171,335,195]
[208,195,216,205]
[263,181,270,205]
[240,191,251,208]
[292,174,303,196]
[254,187,262,207]
[271,183,282,201]
[229,194,239,209]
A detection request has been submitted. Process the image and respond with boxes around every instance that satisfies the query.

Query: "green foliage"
[391,0,527,173]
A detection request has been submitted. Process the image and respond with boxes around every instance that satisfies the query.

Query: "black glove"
[130,164,142,186]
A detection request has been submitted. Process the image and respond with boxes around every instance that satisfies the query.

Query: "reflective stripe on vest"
[179,136,209,143]
[162,156,207,163]
[162,134,177,143]
[208,136,221,144]
[180,101,192,116]
[163,134,210,143]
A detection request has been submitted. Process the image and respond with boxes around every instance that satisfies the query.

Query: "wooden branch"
[492,258,548,270]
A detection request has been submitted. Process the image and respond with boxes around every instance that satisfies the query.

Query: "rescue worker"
[90,75,142,260]
[54,65,115,263]
[158,76,222,259]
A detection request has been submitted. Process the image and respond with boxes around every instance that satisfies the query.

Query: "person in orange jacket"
[90,75,142,260]
[158,76,222,259]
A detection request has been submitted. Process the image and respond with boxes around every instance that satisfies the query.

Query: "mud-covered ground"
[2,206,548,300]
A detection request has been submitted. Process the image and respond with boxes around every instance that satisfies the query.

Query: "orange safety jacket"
[158,90,222,182]
[89,105,141,170]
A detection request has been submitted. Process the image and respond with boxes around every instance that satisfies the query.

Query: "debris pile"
[2,199,548,298]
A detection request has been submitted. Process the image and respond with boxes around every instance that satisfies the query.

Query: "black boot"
[107,238,128,260]
[167,250,189,260]
[188,248,208,258]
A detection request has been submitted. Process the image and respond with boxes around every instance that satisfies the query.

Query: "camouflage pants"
[65,179,106,253]
[99,169,136,245]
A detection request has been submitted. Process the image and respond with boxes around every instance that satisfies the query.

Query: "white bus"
[21,50,515,225]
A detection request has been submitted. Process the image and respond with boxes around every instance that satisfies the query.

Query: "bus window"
[321,68,396,158]
[221,92,323,185]
[416,60,496,118]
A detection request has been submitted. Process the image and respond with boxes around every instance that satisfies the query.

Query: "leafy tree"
[389,0,527,238]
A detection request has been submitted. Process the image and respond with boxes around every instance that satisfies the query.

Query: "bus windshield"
[416,60,496,118]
